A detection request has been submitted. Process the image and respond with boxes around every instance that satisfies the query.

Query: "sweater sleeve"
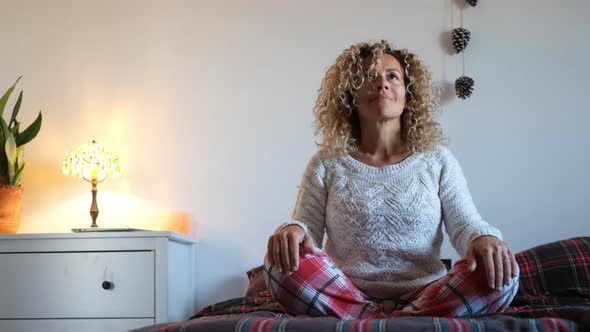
[290,151,328,248]
[438,147,502,257]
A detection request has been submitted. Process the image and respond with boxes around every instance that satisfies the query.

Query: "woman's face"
[355,53,406,122]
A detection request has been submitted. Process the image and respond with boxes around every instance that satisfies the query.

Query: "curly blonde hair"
[314,40,445,154]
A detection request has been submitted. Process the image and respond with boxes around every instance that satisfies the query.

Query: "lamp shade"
[62,140,121,182]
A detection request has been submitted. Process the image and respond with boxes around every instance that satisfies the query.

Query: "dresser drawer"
[0,251,155,319]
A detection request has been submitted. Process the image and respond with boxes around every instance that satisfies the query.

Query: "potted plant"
[0,77,42,233]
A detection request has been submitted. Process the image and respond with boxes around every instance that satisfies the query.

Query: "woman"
[264,40,519,319]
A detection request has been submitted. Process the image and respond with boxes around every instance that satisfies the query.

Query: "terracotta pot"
[0,185,23,233]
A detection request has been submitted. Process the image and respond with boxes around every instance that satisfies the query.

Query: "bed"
[132,237,590,331]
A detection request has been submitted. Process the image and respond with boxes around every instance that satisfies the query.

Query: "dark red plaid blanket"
[132,237,590,332]
[513,237,590,306]
[136,302,588,332]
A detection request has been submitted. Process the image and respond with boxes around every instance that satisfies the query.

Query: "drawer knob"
[102,281,113,290]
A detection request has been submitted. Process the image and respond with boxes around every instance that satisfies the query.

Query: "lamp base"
[90,212,98,228]
[90,179,99,228]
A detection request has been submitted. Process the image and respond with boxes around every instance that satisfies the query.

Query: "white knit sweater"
[286,145,502,300]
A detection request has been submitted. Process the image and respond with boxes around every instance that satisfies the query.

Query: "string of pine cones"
[453,0,478,99]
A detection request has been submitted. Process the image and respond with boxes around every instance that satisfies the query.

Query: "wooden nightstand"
[0,231,195,332]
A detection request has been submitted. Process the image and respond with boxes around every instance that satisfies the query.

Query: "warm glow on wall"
[23,191,193,236]
[97,192,191,235]
[75,192,191,235]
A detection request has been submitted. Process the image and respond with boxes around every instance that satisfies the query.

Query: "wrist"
[470,234,500,244]
[284,224,305,232]
[275,220,309,234]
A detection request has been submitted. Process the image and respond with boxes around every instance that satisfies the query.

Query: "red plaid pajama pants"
[263,251,519,319]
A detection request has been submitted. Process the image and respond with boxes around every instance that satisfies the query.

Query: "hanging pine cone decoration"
[455,76,475,99]
[465,0,478,7]
[452,27,471,53]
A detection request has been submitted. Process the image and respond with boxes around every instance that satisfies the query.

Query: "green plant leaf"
[0,76,21,119]
[15,111,42,147]
[12,169,22,185]
[0,116,8,141]
[12,148,24,186]
[5,132,17,183]
[11,121,20,136]
[9,91,22,128]
[0,117,7,178]
[12,161,24,186]
[16,145,24,171]
[0,148,6,178]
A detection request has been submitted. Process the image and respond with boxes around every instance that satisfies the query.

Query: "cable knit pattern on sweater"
[291,145,502,300]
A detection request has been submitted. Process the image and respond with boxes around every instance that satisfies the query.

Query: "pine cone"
[465,0,478,7]
[455,76,475,99]
[452,27,471,53]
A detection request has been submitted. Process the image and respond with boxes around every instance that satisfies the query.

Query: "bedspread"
[132,237,590,332]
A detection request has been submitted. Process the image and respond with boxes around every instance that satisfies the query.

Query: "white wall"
[1,0,588,312]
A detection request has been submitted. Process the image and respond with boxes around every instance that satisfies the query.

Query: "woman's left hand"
[466,235,519,290]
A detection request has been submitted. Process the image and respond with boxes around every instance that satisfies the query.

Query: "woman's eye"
[387,73,399,80]
[366,70,377,80]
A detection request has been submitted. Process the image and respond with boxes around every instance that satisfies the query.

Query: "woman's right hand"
[267,225,316,273]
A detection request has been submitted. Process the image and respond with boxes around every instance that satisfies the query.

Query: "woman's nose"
[374,73,390,90]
